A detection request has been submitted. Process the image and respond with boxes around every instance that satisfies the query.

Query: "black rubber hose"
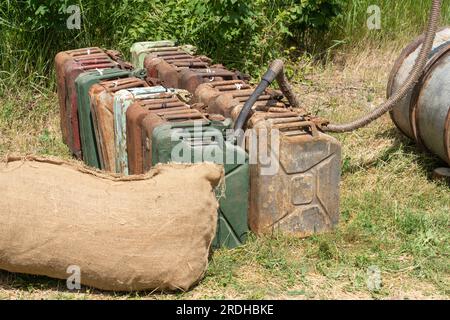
[233,0,442,134]
[233,60,284,133]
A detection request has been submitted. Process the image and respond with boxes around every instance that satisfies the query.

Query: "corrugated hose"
[234,0,443,134]
[324,0,442,132]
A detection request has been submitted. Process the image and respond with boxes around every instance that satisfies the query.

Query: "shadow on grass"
[0,270,182,299]
[343,127,449,184]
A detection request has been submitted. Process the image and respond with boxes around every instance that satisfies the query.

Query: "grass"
[1,0,449,86]
[331,0,450,49]
[0,44,449,300]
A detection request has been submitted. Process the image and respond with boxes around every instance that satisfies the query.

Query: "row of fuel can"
[54,40,342,249]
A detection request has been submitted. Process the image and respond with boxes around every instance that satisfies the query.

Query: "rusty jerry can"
[193,79,341,236]
[140,110,249,248]
[236,110,341,236]
[126,92,192,175]
[144,50,211,87]
[388,27,450,165]
[130,40,196,69]
[144,51,240,94]
[194,80,286,116]
[177,68,240,94]
[113,86,190,174]
[88,77,148,172]
[75,68,136,169]
[55,47,119,158]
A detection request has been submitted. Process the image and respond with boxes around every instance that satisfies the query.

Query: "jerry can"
[234,110,341,236]
[144,51,211,86]
[88,77,148,172]
[194,80,252,105]
[55,47,119,158]
[130,41,196,69]
[113,86,189,174]
[75,68,133,169]
[177,68,240,94]
[194,80,285,117]
[141,112,249,248]
[126,93,192,175]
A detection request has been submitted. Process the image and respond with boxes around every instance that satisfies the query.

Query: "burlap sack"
[0,156,223,292]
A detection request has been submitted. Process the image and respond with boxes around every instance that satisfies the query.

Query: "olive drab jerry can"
[141,111,249,248]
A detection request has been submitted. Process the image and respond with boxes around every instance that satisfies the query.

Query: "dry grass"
[0,45,449,300]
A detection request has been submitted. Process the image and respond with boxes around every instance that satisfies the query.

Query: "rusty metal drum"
[388,27,450,165]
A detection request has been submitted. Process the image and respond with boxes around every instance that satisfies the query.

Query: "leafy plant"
[0,0,343,86]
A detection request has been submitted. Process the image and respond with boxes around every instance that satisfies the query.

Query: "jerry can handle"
[296,121,319,137]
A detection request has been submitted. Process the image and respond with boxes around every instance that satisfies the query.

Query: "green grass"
[331,0,450,49]
[1,0,449,86]
[0,84,69,157]
[0,45,448,300]
[0,0,449,301]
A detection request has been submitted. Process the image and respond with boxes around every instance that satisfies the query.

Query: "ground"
[0,46,448,300]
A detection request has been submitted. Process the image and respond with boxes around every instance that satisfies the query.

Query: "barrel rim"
[387,27,449,137]
[410,43,450,155]
[387,35,424,137]
[444,107,450,165]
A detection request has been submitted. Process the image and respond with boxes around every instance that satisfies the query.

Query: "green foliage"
[0,0,342,86]
[331,0,450,48]
[124,0,343,74]
[2,0,448,87]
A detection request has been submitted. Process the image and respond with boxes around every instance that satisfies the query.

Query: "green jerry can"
[75,68,132,169]
[130,41,196,69]
[144,115,249,248]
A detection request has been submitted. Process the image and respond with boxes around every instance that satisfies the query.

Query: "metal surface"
[144,50,211,87]
[388,27,450,165]
[130,41,197,69]
[178,68,240,93]
[415,48,450,164]
[194,80,285,117]
[240,111,341,236]
[130,40,175,69]
[54,47,118,158]
[75,68,132,169]
[141,109,209,171]
[433,167,450,182]
[144,114,249,248]
[192,77,341,237]
[126,93,191,175]
[113,86,181,175]
[145,57,183,88]
[88,77,148,172]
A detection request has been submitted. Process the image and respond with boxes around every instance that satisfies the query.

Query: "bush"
[125,0,344,74]
[0,0,343,86]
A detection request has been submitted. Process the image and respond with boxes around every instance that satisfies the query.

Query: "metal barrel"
[388,27,450,165]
